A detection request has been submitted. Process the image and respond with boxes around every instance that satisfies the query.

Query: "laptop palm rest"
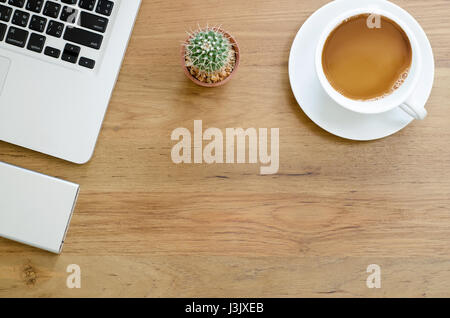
[0,56,10,96]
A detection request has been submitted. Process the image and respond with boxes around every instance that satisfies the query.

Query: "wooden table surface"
[1,0,450,298]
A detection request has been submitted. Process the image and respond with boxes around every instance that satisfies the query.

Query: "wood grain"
[1,0,450,297]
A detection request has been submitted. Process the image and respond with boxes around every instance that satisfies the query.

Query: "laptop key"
[6,26,28,47]
[64,43,80,54]
[46,19,63,37]
[0,4,12,22]
[63,26,103,49]
[27,32,45,52]
[44,45,60,58]
[12,10,29,27]
[62,52,77,63]
[61,43,80,63]
[29,14,47,32]
[0,22,6,41]
[8,0,25,8]
[61,0,77,4]
[79,11,108,33]
[79,0,95,11]
[26,0,44,13]
[60,6,77,23]
[95,0,113,17]
[43,1,60,18]
[79,56,95,69]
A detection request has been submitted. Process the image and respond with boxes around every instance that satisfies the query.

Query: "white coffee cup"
[315,8,426,120]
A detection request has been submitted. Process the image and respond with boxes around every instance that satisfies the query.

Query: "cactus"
[184,26,236,84]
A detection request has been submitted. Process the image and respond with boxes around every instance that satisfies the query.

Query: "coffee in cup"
[315,8,426,120]
[322,14,412,101]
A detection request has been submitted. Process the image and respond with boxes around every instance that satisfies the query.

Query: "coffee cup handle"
[400,97,427,120]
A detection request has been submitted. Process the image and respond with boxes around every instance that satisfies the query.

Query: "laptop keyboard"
[0,0,115,70]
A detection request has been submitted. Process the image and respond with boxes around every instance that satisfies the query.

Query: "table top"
[1,0,450,297]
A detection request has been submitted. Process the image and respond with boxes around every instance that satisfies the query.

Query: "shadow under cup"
[315,8,424,119]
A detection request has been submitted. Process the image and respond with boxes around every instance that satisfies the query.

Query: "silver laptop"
[0,0,141,164]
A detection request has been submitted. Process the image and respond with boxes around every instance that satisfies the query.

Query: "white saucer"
[289,0,435,141]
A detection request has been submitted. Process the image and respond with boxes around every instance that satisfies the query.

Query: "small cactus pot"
[181,28,240,88]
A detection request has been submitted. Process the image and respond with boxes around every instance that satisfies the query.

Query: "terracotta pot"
[181,29,240,88]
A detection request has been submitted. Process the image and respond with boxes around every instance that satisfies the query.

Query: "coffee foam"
[363,68,410,102]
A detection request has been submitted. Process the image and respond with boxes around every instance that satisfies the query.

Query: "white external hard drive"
[0,162,79,254]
